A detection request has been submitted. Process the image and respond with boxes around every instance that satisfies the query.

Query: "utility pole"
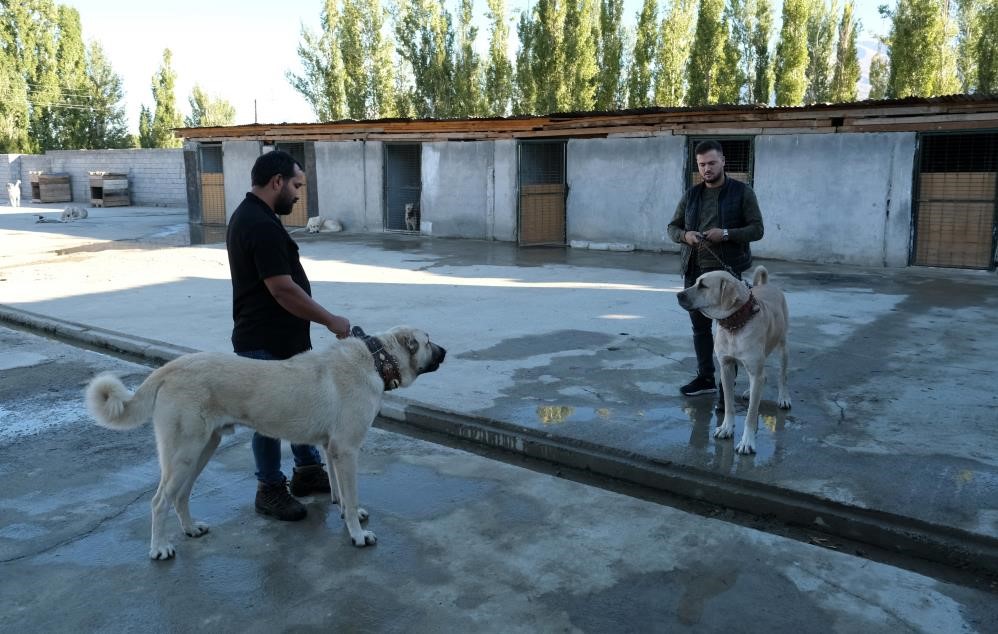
[254,99,258,124]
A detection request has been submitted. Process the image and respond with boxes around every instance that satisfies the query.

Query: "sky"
[61,0,891,132]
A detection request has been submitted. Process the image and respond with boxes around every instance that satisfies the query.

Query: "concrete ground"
[1,203,997,576]
[2,326,997,633]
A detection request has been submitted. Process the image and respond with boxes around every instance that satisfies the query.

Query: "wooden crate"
[37,174,72,203]
[89,172,130,207]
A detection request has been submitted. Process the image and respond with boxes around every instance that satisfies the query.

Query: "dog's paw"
[184,522,210,538]
[150,543,176,560]
[351,530,377,547]
[735,440,756,455]
[713,424,734,440]
[778,395,792,409]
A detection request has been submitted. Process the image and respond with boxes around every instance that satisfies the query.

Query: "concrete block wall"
[421,141,493,239]
[46,149,186,206]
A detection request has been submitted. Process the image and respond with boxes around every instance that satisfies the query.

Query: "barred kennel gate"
[913,132,998,270]
[518,140,567,246]
[275,142,309,228]
[199,144,225,225]
[687,136,754,187]
[384,144,422,232]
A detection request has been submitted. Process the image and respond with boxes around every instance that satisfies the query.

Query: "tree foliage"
[978,2,998,93]
[81,41,130,148]
[563,0,599,111]
[773,0,810,106]
[595,0,625,110]
[750,0,775,104]
[868,52,890,99]
[140,49,182,148]
[884,0,951,98]
[686,0,725,106]
[654,0,696,107]
[627,0,658,107]
[288,1,347,121]
[829,1,860,103]
[185,84,236,128]
[804,0,838,104]
[484,0,513,115]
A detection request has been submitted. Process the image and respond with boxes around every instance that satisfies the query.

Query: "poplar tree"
[955,0,981,92]
[686,0,726,106]
[185,85,236,128]
[82,41,130,148]
[562,0,599,111]
[0,46,30,152]
[394,0,456,117]
[595,0,625,110]
[829,1,860,103]
[717,15,744,103]
[978,3,998,93]
[339,0,368,118]
[723,0,754,105]
[52,5,87,149]
[141,49,182,148]
[773,0,810,106]
[627,0,658,107]
[484,0,513,115]
[365,0,397,117]
[513,10,537,114]
[750,0,774,104]
[654,0,696,107]
[454,0,484,115]
[868,52,889,99]
[288,1,347,121]
[531,0,567,113]
[804,0,838,104]
[884,0,953,98]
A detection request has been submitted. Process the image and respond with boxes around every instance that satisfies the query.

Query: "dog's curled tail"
[752,265,769,287]
[86,372,155,430]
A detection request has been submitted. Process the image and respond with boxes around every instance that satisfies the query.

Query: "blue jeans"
[235,349,323,485]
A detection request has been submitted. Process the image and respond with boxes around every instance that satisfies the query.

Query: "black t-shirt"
[226,192,311,359]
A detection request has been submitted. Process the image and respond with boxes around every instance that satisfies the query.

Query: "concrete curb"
[4,304,997,576]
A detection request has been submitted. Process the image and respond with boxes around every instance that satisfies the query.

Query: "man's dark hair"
[694,140,724,157]
[251,150,302,187]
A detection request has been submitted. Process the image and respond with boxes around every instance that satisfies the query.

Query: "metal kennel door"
[276,142,309,228]
[384,144,422,232]
[913,132,997,270]
[199,144,225,225]
[518,140,567,246]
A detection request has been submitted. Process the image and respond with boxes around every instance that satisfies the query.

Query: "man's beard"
[703,171,723,185]
[274,194,296,215]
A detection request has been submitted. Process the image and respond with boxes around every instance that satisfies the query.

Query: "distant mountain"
[856,38,884,99]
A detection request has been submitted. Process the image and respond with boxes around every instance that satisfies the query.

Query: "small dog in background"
[6,181,20,207]
[61,205,88,221]
[404,203,419,232]
[305,215,342,233]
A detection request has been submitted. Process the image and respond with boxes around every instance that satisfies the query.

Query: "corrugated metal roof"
[176,93,998,141]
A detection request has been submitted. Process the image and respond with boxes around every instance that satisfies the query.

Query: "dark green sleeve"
[667,192,688,244]
[731,186,763,243]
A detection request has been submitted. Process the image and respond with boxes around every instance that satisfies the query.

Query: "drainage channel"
[2,306,995,594]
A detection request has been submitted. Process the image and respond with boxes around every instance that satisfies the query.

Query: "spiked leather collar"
[350,326,402,391]
[717,292,759,332]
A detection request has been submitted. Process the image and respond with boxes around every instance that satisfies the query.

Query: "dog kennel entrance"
[686,136,754,187]
[199,144,225,225]
[518,140,567,246]
[912,132,997,270]
[274,142,309,228]
[383,144,422,232]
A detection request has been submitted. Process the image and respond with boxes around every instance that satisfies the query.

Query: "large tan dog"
[86,326,446,560]
[677,266,791,454]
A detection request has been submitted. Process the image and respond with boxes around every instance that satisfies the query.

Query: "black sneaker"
[255,481,307,521]
[290,464,332,497]
[680,374,717,396]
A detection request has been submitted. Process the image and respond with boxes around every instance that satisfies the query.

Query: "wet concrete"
[2,328,997,632]
[1,203,997,575]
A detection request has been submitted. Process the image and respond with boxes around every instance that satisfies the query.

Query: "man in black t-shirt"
[226,150,351,522]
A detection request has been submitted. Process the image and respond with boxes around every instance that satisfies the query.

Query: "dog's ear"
[394,332,419,356]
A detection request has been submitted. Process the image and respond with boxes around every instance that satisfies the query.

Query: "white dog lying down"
[6,180,20,207]
[86,326,446,560]
[677,265,791,454]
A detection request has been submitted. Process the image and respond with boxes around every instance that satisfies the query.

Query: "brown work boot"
[255,480,307,521]
[290,464,332,497]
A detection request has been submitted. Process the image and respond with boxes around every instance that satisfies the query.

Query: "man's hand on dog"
[326,315,351,339]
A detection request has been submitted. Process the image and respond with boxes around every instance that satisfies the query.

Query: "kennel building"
[178,95,998,270]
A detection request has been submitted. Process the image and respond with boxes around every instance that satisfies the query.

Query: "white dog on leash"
[6,180,20,207]
[677,265,791,454]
